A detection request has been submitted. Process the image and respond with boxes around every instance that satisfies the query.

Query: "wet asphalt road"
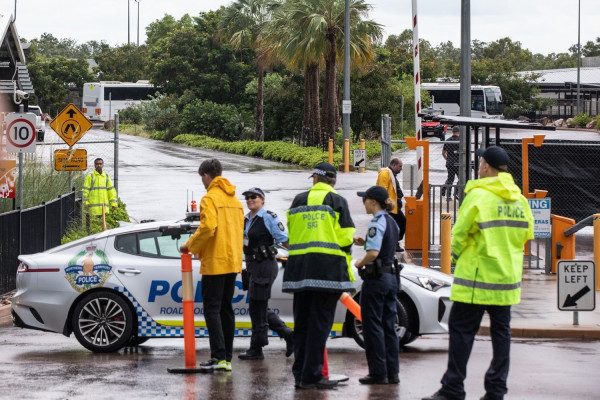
[1,315,598,400]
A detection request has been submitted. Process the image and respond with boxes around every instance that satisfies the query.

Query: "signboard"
[54,149,87,171]
[353,149,366,168]
[5,113,37,153]
[0,160,17,198]
[342,100,352,114]
[528,198,551,238]
[50,103,93,146]
[557,260,596,311]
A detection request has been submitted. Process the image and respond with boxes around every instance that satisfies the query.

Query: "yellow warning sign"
[50,103,93,146]
[54,149,87,171]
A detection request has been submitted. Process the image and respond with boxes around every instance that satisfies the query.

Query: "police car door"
[108,227,200,335]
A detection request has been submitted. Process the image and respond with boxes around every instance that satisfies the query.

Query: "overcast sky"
[7,0,599,56]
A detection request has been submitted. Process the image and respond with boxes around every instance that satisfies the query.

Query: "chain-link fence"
[390,135,600,269]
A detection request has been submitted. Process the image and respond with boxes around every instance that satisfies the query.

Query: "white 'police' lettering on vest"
[303,211,325,229]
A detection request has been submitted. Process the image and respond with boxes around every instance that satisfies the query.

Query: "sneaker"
[199,358,219,373]
[238,349,264,360]
[422,390,452,400]
[359,374,388,384]
[213,360,231,372]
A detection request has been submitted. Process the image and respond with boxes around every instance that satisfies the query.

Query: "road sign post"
[557,260,596,325]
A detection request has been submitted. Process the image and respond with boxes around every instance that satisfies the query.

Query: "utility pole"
[576,0,582,115]
[342,0,351,164]
[127,0,130,46]
[459,0,471,187]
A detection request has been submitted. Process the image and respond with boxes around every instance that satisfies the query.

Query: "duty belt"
[381,265,395,274]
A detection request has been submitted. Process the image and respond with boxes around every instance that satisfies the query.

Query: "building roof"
[519,67,600,87]
[0,12,34,95]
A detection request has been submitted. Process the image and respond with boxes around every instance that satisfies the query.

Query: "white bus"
[81,81,158,122]
[421,83,504,118]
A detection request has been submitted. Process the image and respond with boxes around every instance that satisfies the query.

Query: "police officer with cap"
[239,187,294,360]
[353,185,400,385]
[284,161,356,390]
[423,145,533,400]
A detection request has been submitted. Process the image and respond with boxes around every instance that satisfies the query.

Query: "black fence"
[0,191,80,294]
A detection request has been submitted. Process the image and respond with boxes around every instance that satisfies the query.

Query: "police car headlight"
[404,275,450,292]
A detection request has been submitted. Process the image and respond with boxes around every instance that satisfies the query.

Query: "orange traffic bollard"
[168,252,203,373]
[322,348,329,379]
[340,292,361,321]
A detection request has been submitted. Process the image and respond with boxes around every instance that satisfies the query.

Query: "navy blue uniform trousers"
[361,272,399,378]
[292,290,338,384]
[440,302,512,400]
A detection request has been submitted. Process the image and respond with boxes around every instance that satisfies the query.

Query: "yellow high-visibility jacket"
[451,173,534,305]
[82,170,117,216]
[283,182,356,293]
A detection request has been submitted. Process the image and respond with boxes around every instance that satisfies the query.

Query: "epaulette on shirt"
[372,214,383,222]
[266,210,278,218]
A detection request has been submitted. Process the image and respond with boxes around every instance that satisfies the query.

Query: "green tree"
[27,55,93,112]
[146,12,254,106]
[268,0,381,147]
[93,44,150,82]
[220,0,280,142]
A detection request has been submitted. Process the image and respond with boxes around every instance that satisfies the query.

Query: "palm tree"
[220,0,280,142]
[267,0,382,147]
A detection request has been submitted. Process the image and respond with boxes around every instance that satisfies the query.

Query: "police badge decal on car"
[64,245,113,292]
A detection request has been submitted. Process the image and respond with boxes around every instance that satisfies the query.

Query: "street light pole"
[136,0,140,46]
[342,0,350,163]
[127,0,130,46]
[576,0,581,115]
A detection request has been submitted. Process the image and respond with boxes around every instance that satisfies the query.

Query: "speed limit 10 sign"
[6,113,37,153]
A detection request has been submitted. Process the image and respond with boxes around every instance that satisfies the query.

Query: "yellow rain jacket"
[450,172,534,305]
[185,176,244,276]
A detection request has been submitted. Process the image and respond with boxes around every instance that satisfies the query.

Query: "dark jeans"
[361,272,399,378]
[440,302,512,400]
[247,259,279,349]
[441,166,458,197]
[201,273,237,362]
[292,291,338,384]
[390,210,406,241]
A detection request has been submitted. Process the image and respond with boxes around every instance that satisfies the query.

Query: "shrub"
[118,106,142,124]
[61,199,131,244]
[179,100,250,141]
[570,113,593,128]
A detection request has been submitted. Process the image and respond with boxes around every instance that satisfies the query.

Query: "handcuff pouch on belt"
[359,259,383,280]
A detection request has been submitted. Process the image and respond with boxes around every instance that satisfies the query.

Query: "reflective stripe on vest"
[453,277,521,291]
[477,220,530,229]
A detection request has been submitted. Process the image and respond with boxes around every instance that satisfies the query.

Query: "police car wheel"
[72,291,134,353]
[345,292,415,348]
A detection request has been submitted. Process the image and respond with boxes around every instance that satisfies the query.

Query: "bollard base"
[167,367,212,374]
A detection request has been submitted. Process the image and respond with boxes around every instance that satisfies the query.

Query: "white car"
[11,219,452,353]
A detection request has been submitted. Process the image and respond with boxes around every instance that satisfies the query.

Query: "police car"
[11,220,452,353]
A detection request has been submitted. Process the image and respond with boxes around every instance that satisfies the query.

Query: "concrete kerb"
[478,324,600,340]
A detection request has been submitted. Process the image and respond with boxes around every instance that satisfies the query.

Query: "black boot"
[284,331,294,357]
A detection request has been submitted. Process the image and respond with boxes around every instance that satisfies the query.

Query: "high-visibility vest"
[450,173,534,305]
[283,182,355,292]
[82,170,117,216]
